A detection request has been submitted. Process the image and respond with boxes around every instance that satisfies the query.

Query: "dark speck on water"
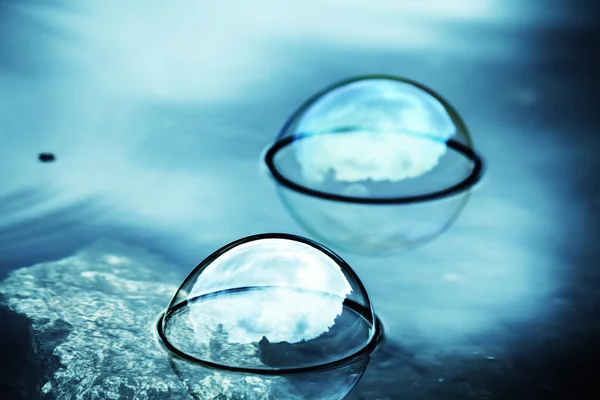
[38,153,56,163]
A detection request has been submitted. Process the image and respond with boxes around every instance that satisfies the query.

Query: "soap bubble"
[264,75,483,254]
[156,233,381,399]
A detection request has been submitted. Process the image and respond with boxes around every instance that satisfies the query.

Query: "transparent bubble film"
[264,76,483,254]
[157,234,380,373]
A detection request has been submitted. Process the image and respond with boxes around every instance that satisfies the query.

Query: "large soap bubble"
[264,75,483,254]
[156,233,381,399]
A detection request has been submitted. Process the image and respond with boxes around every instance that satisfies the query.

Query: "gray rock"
[0,241,188,399]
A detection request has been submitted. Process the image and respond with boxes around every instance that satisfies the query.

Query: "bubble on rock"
[157,233,381,371]
[156,234,381,399]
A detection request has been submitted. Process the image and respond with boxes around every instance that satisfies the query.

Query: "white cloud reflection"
[294,79,454,183]
[188,239,353,344]
[297,132,447,183]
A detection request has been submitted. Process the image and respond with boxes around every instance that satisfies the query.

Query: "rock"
[0,241,206,399]
[0,298,57,400]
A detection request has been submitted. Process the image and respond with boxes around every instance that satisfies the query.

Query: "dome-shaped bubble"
[156,233,381,374]
[264,75,483,254]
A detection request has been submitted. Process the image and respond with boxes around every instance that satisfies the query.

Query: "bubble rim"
[156,233,384,375]
[264,74,484,205]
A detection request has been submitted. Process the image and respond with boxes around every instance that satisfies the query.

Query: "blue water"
[1,1,599,398]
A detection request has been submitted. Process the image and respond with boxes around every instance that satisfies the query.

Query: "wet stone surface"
[0,241,187,399]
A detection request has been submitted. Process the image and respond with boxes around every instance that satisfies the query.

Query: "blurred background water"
[0,0,599,398]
